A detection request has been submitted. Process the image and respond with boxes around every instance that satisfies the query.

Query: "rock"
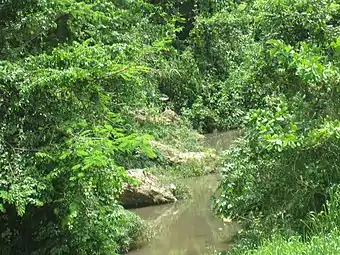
[169,183,176,192]
[132,108,180,125]
[120,169,177,208]
[150,140,219,164]
[162,109,180,123]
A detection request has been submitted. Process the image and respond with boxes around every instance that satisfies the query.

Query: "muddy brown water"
[127,132,240,255]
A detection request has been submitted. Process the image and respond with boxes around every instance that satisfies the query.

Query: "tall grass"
[241,231,340,255]
[304,185,340,236]
[226,185,340,255]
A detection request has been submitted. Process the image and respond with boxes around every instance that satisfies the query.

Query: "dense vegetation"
[0,0,235,254]
[210,0,340,254]
[1,0,340,254]
[0,1,164,254]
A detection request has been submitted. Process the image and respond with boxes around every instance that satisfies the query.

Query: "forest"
[1,0,340,254]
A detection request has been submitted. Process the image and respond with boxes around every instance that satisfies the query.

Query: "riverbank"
[118,110,241,254]
[128,173,240,255]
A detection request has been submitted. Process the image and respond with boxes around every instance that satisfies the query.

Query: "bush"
[213,0,340,253]
[226,186,340,255]
[0,1,172,253]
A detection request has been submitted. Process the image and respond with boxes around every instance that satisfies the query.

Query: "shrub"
[0,1,167,253]
[213,0,340,252]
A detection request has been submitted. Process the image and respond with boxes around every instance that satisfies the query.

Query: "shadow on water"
[128,132,240,255]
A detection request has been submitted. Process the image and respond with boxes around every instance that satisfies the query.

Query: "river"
[127,131,240,255]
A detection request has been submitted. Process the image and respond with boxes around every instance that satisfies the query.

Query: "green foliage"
[212,0,340,253]
[6,0,340,253]
[153,4,256,132]
[225,186,340,255]
[305,185,340,236]
[0,0,178,253]
[236,231,340,255]
[253,0,340,44]
[215,40,340,229]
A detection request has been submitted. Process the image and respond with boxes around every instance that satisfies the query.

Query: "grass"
[238,231,340,255]
[223,187,340,255]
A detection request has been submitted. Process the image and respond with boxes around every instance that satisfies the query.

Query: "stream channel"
[128,131,240,255]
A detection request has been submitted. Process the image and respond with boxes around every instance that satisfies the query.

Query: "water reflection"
[127,132,240,255]
[128,175,240,255]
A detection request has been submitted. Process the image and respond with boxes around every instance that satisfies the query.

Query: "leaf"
[71,164,82,171]
[144,147,157,159]
[59,151,72,160]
